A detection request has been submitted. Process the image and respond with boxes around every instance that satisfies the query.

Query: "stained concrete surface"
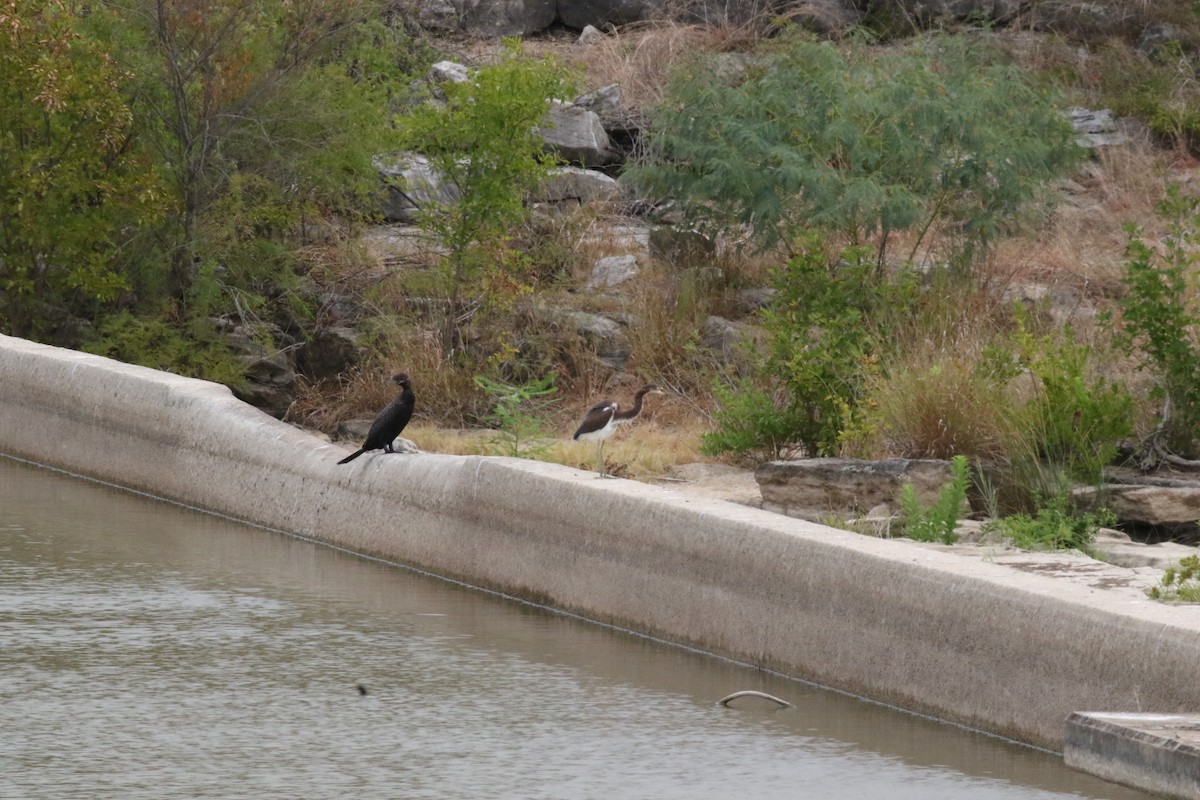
[1065,712,1200,799]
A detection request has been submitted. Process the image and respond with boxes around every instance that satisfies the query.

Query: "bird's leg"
[596,441,606,478]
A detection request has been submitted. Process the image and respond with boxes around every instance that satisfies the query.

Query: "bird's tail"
[337,449,366,465]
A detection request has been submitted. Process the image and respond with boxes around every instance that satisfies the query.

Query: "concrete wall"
[3,332,1199,751]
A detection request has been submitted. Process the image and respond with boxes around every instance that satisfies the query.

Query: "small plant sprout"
[1149,555,1200,603]
[899,455,971,545]
[473,372,559,458]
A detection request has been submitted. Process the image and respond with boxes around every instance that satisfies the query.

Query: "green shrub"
[629,32,1081,270]
[1149,555,1200,603]
[0,0,164,337]
[1005,314,1134,486]
[703,239,891,459]
[984,497,1114,553]
[1098,40,1200,154]
[1115,184,1200,459]
[83,312,246,387]
[700,378,810,462]
[899,455,971,544]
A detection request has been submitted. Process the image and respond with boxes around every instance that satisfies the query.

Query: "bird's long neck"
[615,387,651,421]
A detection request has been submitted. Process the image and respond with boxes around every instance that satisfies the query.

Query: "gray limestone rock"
[757,458,961,521]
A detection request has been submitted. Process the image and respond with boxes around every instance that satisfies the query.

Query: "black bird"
[337,373,415,465]
[573,384,664,478]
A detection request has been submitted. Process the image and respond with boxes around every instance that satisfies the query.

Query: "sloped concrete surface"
[1065,712,1200,799]
[2,333,1199,752]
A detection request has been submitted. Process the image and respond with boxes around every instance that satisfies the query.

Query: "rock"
[414,1,555,36]
[578,24,606,45]
[538,166,624,206]
[575,84,621,113]
[701,315,746,359]
[579,221,651,259]
[883,0,1020,25]
[1068,108,1131,149]
[649,226,715,265]
[757,458,961,522]
[428,60,470,85]
[565,310,630,370]
[221,326,297,419]
[558,0,664,31]
[372,152,461,223]
[659,463,761,507]
[1093,528,1198,570]
[297,327,363,381]
[1027,1,1127,38]
[1078,468,1200,541]
[586,254,639,290]
[1137,23,1191,60]
[463,0,556,37]
[539,101,616,168]
[735,287,774,314]
[1096,484,1200,528]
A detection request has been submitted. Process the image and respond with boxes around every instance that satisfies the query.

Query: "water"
[0,457,1150,800]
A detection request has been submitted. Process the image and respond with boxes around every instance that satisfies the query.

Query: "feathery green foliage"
[630,33,1082,270]
[1004,311,1133,487]
[984,498,1114,553]
[473,371,560,457]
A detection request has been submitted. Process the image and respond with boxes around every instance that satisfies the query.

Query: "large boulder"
[373,152,462,223]
[757,458,960,522]
[557,0,665,30]
[418,0,556,36]
[296,327,363,382]
[539,101,617,167]
[538,166,625,207]
[564,310,631,370]
[1080,469,1200,540]
[586,254,639,290]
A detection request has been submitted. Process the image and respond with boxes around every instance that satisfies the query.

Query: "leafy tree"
[85,0,411,300]
[393,43,573,356]
[630,33,1082,271]
[0,0,164,337]
[1116,185,1200,460]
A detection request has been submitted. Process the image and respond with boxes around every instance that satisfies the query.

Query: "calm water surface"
[0,457,1151,800]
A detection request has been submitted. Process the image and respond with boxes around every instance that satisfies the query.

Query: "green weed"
[899,455,971,545]
[1149,555,1200,603]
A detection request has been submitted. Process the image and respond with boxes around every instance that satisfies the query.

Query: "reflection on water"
[0,457,1149,800]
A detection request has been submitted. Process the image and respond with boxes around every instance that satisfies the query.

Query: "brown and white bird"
[337,373,415,464]
[572,384,664,478]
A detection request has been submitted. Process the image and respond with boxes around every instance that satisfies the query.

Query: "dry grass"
[1013,137,1184,281]
[408,412,715,480]
[522,22,738,108]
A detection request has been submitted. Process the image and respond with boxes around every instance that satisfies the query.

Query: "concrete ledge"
[3,333,1200,752]
[1065,713,1200,799]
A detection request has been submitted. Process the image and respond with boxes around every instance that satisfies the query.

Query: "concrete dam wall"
[2,332,1198,751]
